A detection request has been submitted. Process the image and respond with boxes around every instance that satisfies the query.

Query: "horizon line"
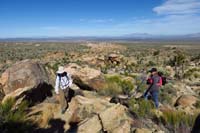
[0,32,200,39]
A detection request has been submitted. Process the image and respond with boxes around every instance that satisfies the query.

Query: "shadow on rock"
[34,118,66,133]
[66,122,79,133]
[73,77,95,91]
[192,114,200,133]
[24,83,53,106]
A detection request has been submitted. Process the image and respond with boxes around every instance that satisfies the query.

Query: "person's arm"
[55,76,60,94]
[144,79,153,96]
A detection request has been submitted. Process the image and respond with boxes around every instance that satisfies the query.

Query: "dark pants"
[59,88,69,111]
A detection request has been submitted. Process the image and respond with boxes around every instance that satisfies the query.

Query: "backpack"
[58,72,72,89]
[146,78,152,85]
[158,71,167,86]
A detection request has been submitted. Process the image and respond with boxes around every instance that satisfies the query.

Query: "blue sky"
[0,0,200,37]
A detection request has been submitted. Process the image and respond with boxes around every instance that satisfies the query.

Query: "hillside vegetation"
[0,41,199,133]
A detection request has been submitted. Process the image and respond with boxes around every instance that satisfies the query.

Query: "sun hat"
[56,66,65,74]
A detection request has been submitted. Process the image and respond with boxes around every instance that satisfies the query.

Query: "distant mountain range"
[0,33,200,42]
[120,33,200,40]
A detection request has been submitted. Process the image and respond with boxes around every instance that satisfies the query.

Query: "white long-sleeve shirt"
[54,73,73,94]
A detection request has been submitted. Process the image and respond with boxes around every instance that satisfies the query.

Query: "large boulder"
[67,95,112,123]
[64,63,102,90]
[77,115,102,133]
[175,95,198,107]
[78,113,131,133]
[99,104,132,132]
[28,94,110,132]
[27,102,59,128]
[76,103,132,133]
[0,60,52,104]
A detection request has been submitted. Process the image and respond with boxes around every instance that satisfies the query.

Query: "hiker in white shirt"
[55,66,72,114]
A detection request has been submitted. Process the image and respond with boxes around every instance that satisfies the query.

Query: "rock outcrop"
[175,95,198,107]
[64,63,102,90]
[134,128,152,133]
[28,93,133,133]
[70,95,132,133]
[77,115,102,133]
[0,60,52,104]
[107,53,121,64]
[99,103,132,132]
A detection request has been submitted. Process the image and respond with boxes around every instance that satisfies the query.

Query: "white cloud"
[153,0,200,15]
[110,0,200,35]
[112,14,200,35]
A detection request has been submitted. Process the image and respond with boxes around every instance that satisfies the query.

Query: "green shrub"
[105,75,121,83]
[99,75,134,96]
[46,58,70,73]
[121,80,134,95]
[0,98,35,133]
[157,68,171,77]
[134,76,147,93]
[159,83,176,105]
[194,73,200,78]
[0,98,29,123]
[191,54,200,61]
[146,61,156,67]
[100,66,108,74]
[128,98,154,118]
[160,111,198,128]
[153,50,160,56]
[0,98,15,117]
[124,64,134,73]
[194,100,200,108]
[184,68,200,79]
[99,82,122,96]
[72,60,82,66]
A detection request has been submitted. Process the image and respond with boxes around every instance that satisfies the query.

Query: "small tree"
[168,50,187,79]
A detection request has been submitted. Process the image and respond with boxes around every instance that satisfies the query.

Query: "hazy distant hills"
[121,33,200,40]
[0,33,200,42]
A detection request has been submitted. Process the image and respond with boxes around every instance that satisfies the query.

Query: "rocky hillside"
[0,42,199,133]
